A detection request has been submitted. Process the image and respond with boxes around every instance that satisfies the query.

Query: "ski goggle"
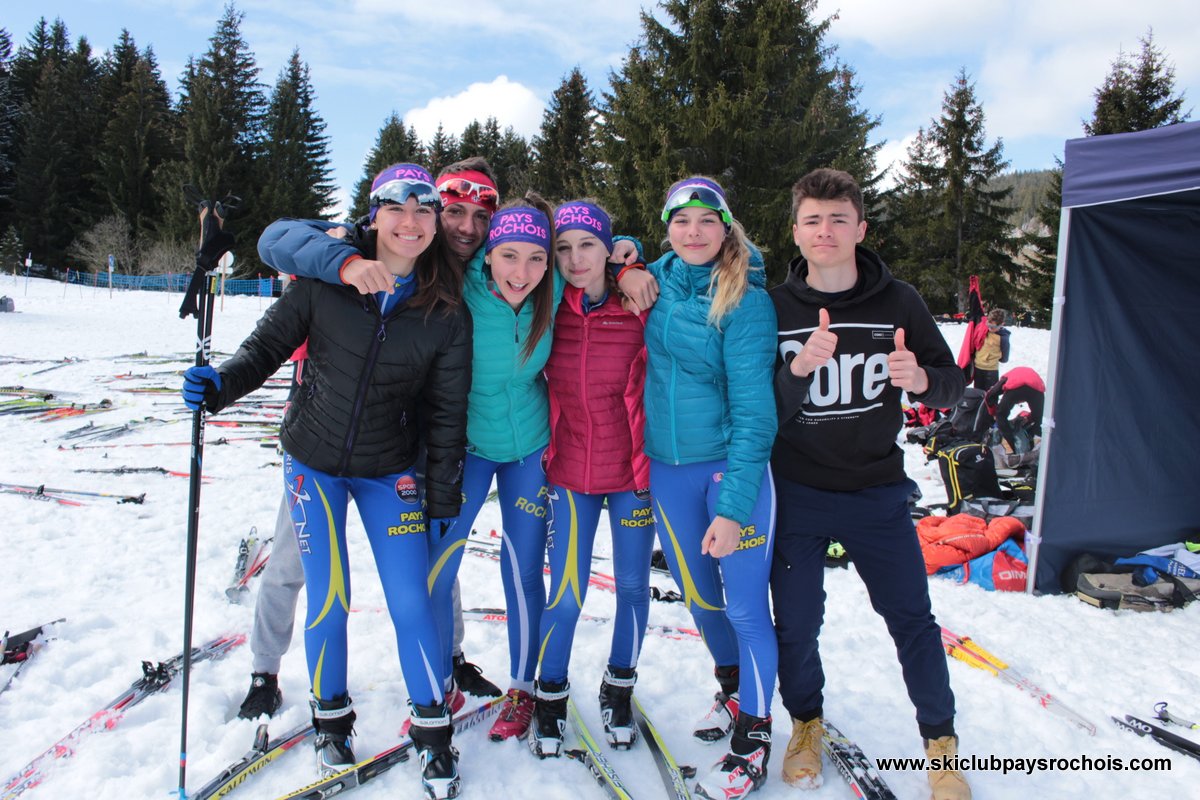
[437,178,500,211]
[370,178,442,210]
[660,184,733,225]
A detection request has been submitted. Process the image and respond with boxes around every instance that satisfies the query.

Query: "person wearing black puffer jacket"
[181,163,470,799]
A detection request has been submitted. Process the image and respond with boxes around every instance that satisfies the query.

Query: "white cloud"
[403,76,546,141]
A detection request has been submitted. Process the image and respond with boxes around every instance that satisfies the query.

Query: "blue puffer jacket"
[643,248,778,524]
[462,247,563,462]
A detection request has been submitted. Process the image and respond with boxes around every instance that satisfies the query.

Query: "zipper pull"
[378,321,387,342]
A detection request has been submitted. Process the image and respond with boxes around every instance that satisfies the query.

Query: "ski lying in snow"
[1113,715,1200,763]
[271,695,503,800]
[632,695,695,799]
[0,482,145,505]
[0,619,65,697]
[821,719,897,800]
[1,633,244,800]
[463,607,700,642]
[941,627,1096,735]
[225,528,273,603]
[566,698,635,800]
[189,721,315,800]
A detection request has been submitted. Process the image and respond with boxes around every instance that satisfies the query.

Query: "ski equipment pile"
[1112,715,1200,763]
[821,719,897,800]
[565,698,634,800]
[189,721,314,800]
[1,633,244,800]
[632,695,694,799]
[940,627,1096,735]
[463,607,700,642]
[225,528,273,603]
[271,696,503,800]
[0,619,65,697]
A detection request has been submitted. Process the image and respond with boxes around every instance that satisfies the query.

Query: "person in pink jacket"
[527,200,655,759]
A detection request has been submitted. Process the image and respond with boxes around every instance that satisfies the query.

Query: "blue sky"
[5,0,1198,216]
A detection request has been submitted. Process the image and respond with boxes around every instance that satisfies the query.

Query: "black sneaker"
[237,672,282,720]
[452,654,502,697]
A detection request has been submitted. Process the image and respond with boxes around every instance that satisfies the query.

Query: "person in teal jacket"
[641,177,779,800]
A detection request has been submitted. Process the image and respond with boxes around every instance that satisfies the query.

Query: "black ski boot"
[695,711,772,799]
[410,700,461,800]
[452,652,502,697]
[238,672,282,719]
[310,694,356,777]
[528,678,570,758]
[598,666,637,750]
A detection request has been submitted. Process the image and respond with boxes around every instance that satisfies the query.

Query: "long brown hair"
[494,190,556,363]
[409,216,463,314]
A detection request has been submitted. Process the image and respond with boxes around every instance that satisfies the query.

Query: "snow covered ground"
[0,276,1196,800]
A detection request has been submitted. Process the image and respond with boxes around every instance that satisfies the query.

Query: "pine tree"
[99,39,174,237]
[1085,30,1189,136]
[1016,161,1059,321]
[532,67,598,202]
[889,70,1015,312]
[0,29,17,219]
[458,120,485,163]
[600,0,880,278]
[259,49,336,223]
[426,123,459,177]
[0,224,22,273]
[156,3,266,266]
[349,113,424,219]
[493,125,532,199]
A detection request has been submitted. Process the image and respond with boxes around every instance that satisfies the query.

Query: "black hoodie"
[770,246,964,491]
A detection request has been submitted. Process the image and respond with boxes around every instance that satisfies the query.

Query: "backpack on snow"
[927,441,1002,515]
[1064,553,1200,612]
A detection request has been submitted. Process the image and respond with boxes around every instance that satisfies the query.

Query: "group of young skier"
[181,162,972,800]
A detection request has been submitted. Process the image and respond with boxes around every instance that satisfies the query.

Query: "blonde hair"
[705,219,755,329]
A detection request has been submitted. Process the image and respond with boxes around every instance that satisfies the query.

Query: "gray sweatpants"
[251,494,466,674]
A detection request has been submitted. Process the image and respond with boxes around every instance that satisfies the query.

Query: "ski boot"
[925,735,972,800]
[693,664,740,743]
[310,694,356,777]
[781,716,824,788]
[453,653,502,697]
[237,672,282,719]
[401,684,465,735]
[695,711,772,799]
[410,699,461,800]
[488,688,535,741]
[528,678,570,758]
[598,665,638,750]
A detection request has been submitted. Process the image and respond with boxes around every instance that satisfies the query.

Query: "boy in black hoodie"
[769,169,970,800]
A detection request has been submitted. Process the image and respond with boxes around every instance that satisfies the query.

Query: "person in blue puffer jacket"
[641,177,778,800]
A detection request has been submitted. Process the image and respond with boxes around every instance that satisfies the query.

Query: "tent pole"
[1025,205,1074,595]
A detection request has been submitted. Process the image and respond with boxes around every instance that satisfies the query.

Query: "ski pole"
[176,185,240,799]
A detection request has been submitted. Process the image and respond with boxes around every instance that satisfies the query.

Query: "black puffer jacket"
[210,278,471,518]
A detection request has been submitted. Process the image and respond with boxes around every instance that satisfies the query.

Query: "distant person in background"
[986,366,1045,452]
[971,308,1009,391]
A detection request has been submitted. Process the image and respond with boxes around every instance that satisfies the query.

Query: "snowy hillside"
[0,277,1196,799]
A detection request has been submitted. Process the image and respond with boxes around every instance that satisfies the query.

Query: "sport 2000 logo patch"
[394,475,419,504]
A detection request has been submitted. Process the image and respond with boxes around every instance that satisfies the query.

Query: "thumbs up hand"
[791,308,838,378]
[888,327,929,394]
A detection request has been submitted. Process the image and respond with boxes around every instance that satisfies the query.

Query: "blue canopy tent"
[1028,121,1200,593]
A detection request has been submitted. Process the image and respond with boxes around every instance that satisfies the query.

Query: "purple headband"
[553,202,613,254]
[486,206,552,253]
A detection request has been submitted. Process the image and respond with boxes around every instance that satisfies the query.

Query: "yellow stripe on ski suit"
[654,500,722,611]
[306,479,349,630]
[540,489,584,662]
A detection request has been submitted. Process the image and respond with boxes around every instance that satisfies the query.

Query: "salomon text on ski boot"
[310,694,356,777]
[598,665,638,750]
[410,700,461,800]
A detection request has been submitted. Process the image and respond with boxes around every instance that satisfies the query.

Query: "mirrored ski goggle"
[660,184,733,225]
[370,179,442,210]
[437,178,500,209]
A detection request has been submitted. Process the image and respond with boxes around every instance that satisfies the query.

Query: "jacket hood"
[782,245,893,308]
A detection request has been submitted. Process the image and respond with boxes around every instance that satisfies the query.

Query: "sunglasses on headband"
[370,178,442,209]
[437,178,500,208]
[660,184,734,225]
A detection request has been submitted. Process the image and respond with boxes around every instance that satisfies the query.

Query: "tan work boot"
[925,735,972,800]
[781,717,824,788]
